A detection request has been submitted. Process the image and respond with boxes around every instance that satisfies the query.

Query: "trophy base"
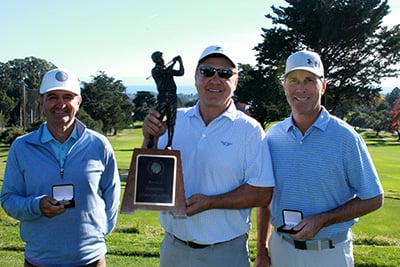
[120,148,186,217]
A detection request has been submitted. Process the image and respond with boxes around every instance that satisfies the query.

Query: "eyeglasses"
[199,66,236,79]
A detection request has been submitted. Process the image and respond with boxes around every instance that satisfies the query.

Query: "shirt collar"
[283,106,330,132]
[41,123,79,144]
[189,99,237,122]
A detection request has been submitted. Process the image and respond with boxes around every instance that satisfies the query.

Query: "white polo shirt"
[158,101,274,244]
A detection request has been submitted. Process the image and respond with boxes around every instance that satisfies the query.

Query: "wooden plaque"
[121,148,186,216]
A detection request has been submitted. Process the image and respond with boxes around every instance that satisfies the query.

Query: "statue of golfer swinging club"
[147,51,184,149]
[120,52,186,215]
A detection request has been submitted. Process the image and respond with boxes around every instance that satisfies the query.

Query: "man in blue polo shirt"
[255,50,383,267]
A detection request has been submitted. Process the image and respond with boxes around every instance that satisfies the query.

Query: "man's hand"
[185,194,211,216]
[173,55,182,62]
[142,110,167,139]
[291,214,325,240]
[254,248,271,267]
[141,110,168,148]
[40,196,65,218]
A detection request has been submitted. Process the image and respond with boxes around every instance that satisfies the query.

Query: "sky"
[1,0,399,93]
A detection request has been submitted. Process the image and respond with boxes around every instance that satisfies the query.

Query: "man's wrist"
[142,138,151,148]
[257,247,269,259]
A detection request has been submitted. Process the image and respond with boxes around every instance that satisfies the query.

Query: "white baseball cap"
[284,50,324,77]
[39,68,81,95]
[198,45,236,67]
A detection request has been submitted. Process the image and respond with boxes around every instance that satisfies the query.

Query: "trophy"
[121,51,185,216]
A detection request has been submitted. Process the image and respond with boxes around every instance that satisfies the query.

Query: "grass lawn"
[0,127,399,266]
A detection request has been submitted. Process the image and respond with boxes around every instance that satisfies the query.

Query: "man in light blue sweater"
[0,68,121,267]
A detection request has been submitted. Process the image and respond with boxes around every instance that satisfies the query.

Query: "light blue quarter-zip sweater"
[0,120,121,266]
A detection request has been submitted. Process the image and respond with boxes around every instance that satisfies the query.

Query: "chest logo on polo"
[220,141,233,146]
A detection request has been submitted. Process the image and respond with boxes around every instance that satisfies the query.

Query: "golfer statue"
[148,51,184,149]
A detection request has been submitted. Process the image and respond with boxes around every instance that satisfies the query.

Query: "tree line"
[1,0,400,142]
[0,58,135,137]
[234,0,400,138]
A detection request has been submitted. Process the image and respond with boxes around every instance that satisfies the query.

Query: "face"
[39,90,82,130]
[153,55,164,65]
[195,57,238,113]
[283,70,326,119]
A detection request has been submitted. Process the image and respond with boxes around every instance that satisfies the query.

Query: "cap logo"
[213,46,223,52]
[307,58,319,68]
[55,71,69,82]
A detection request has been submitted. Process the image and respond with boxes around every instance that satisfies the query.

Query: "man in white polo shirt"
[142,45,275,267]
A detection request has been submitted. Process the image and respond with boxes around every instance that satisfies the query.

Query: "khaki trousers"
[269,230,354,267]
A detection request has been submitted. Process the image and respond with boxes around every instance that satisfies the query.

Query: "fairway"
[0,128,399,266]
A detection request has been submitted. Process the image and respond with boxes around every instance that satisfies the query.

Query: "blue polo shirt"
[41,123,78,169]
[267,107,383,239]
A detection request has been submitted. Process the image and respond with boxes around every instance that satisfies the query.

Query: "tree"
[0,57,56,127]
[345,94,391,135]
[390,97,400,140]
[131,91,194,122]
[346,111,369,130]
[385,87,400,106]
[367,109,391,136]
[235,63,290,128]
[177,93,198,107]
[0,63,15,128]
[76,109,103,134]
[132,91,157,121]
[253,0,400,119]
[81,71,134,135]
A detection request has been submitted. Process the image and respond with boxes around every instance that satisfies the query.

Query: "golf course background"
[0,126,399,266]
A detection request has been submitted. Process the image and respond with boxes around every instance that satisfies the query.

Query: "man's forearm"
[256,206,272,252]
[208,184,273,210]
[321,194,384,228]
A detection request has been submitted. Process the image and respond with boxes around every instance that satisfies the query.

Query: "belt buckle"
[174,235,211,249]
[186,240,210,249]
[293,240,307,250]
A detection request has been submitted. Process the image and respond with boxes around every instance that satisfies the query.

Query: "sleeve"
[100,139,121,235]
[245,125,275,188]
[0,141,44,221]
[346,135,383,199]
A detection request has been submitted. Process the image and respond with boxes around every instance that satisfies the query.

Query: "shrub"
[0,127,26,145]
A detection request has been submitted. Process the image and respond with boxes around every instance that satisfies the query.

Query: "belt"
[278,230,349,251]
[173,235,217,249]
[25,256,105,267]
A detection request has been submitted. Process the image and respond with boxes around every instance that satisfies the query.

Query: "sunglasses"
[199,66,236,79]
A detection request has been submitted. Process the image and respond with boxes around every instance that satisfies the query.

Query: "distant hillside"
[126,85,197,95]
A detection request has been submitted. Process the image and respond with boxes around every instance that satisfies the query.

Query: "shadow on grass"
[119,171,128,182]
[0,145,10,160]
[115,148,135,152]
[108,250,159,258]
[0,246,24,252]
[132,124,143,129]
[385,190,400,200]
[113,227,139,234]
[368,142,400,147]
[355,264,396,267]
[354,235,400,246]
[362,133,400,146]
